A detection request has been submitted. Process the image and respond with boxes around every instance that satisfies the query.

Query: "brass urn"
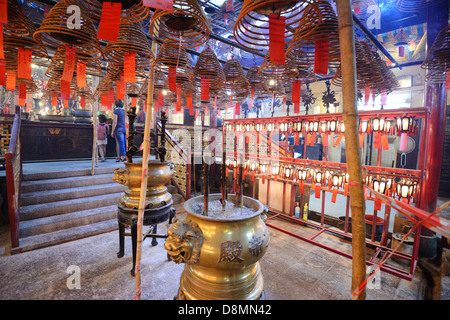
[165,193,270,300]
[113,160,173,216]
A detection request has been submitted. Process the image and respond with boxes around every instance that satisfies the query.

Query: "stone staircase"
[15,164,183,253]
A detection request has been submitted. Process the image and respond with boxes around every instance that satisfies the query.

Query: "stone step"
[22,166,117,182]
[19,205,118,238]
[20,183,126,206]
[21,173,117,193]
[20,192,123,221]
[13,219,118,254]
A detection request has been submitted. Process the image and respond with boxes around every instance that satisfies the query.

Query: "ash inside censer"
[192,199,255,219]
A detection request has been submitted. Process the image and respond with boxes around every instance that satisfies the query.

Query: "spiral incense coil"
[68,0,149,24]
[103,22,155,70]
[396,0,446,12]
[153,39,194,85]
[33,0,102,60]
[3,0,49,69]
[223,58,250,100]
[193,47,226,94]
[15,79,38,94]
[233,0,321,52]
[287,0,340,72]
[246,65,269,98]
[149,0,211,49]
[106,59,148,83]
[422,25,450,83]
[45,44,103,79]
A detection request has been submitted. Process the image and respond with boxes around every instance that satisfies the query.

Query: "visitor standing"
[111,100,127,162]
[96,114,109,162]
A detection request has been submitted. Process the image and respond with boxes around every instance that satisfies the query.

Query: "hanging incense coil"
[287,0,340,72]
[68,0,149,24]
[3,0,49,69]
[422,25,450,84]
[396,0,446,12]
[149,0,211,48]
[45,44,103,79]
[106,58,148,83]
[15,79,38,94]
[193,47,226,95]
[33,0,102,60]
[153,39,194,85]
[246,65,269,98]
[223,58,250,101]
[103,22,155,71]
[233,0,321,52]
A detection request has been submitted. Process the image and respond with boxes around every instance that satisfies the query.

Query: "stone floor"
[0,159,449,301]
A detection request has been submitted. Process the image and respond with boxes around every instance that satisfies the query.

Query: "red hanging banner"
[60,79,71,101]
[235,103,240,116]
[322,134,328,147]
[6,69,16,91]
[331,188,338,203]
[175,85,181,112]
[116,80,125,100]
[77,60,87,88]
[381,135,389,150]
[158,90,164,108]
[168,65,177,92]
[17,48,32,80]
[269,14,286,65]
[0,0,7,24]
[101,94,108,107]
[334,133,343,146]
[62,44,76,82]
[0,60,5,86]
[143,0,173,11]
[226,0,233,11]
[201,76,209,101]
[124,51,136,83]
[214,94,217,111]
[97,2,122,42]
[314,35,329,74]
[131,97,137,107]
[187,92,193,110]
[80,95,86,109]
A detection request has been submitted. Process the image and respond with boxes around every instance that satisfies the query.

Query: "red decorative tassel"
[124,51,136,83]
[331,188,338,203]
[17,48,32,80]
[322,134,328,147]
[61,44,76,82]
[201,76,209,101]
[314,35,329,74]
[97,2,122,41]
[315,184,321,199]
[18,83,26,106]
[269,13,286,65]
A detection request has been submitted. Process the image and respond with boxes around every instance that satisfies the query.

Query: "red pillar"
[420,1,448,256]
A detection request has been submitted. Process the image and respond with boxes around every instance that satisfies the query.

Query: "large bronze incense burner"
[165,193,270,300]
[114,107,175,276]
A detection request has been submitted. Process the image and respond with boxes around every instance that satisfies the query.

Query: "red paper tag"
[101,94,107,106]
[359,134,364,147]
[294,132,299,146]
[143,0,173,11]
[63,100,69,109]
[97,2,122,42]
[331,188,338,203]
[0,60,5,86]
[322,134,328,147]
[52,92,58,106]
[201,76,209,101]
[315,184,321,199]
[299,180,304,194]
[124,51,136,83]
[0,0,7,24]
[116,80,125,100]
[77,61,87,88]
[60,80,71,101]
[168,65,177,92]
[131,97,137,107]
[374,199,382,211]
[262,174,265,184]
[334,133,343,146]
[292,80,301,104]
[0,24,4,60]
[381,135,389,150]
[62,44,76,82]
[314,35,329,74]
[373,132,380,149]
[214,94,217,111]
[6,69,16,90]
[80,95,86,108]
[17,48,32,80]
[175,85,181,112]
[235,103,240,116]
[269,14,286,65]
[344,183,348,197]
[18,83,26,105]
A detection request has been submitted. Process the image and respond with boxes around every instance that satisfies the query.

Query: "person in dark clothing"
[111,100,127,162]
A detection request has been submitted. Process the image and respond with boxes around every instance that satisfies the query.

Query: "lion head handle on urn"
[164,218,203,265]
[113,167,130,186]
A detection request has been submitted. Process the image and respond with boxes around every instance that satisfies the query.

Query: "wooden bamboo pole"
[134,69,155,300]
[335,0,367,300]
[91,98,98,175]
